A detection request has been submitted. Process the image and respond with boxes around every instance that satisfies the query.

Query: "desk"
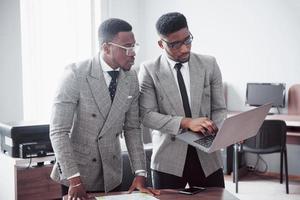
[228,112,300,127]
[0,154,61,200]
[265,114,300,127]
[228,112,300,144]
[265,114,300,144]
[63,188,239,200]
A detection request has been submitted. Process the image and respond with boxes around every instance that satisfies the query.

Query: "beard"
[177,53,190,63]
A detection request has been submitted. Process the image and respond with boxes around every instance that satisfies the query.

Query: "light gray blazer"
[50,54,146,192]
[138,53,227,177]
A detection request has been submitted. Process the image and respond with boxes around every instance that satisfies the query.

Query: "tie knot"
[174,63,183,71]
[108,71,119,80]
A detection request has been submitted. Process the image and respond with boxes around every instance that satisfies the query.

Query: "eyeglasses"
[161,34,193,49]
[108,42,140,56]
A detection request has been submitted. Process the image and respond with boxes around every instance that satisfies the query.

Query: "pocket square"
[127,96,133,99]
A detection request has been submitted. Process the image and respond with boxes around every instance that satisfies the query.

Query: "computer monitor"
[246,83,286,108]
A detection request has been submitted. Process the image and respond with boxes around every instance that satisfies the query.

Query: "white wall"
[107,0,300,175]
[101,0,146,67]
[105,0,300,112]
[1,0,300,175]
[1,0,299,127]
[0,0,23,122]
[3,0,298,122]
[138,0,300,113]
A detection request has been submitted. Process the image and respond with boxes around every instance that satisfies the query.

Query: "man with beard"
[50,18,158,200]
[138,12,227,189]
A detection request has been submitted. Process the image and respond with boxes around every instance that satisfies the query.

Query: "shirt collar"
[164,53,189,69]
[99,54,119,72]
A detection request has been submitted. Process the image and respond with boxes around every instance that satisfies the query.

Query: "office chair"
[288,84,300,115]
[233,120,289,194]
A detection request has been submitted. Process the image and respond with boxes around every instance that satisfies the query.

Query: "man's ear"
[158,40,164,49]
[102,43,110,54]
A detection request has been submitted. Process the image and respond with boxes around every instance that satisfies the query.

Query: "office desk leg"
[234,143,239,193]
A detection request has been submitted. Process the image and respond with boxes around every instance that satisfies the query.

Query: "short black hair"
[156,12,188,36]
[98,18,132,44]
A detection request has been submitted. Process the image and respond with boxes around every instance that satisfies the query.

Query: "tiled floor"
[224,173,300,200]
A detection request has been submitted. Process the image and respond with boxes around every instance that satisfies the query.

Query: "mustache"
[178,54,190,63]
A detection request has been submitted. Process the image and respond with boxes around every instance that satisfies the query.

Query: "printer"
[0,121,54,158]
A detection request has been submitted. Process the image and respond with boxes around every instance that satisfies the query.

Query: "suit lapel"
[87,54,111,119]
[189,53,205,118]
[109,69,130,114]
[99,69,130,137]
[156,56,185,116]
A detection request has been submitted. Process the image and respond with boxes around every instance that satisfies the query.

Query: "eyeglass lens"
[126,45,139,56]
[169,35,193,49]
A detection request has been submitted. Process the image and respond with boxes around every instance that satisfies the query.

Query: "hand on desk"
[128,176,160,196]
[68,176,90,200]
[68,185,96,200]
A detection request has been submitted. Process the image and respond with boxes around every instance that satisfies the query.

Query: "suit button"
[98,136,102,141]
[92,158,97,162]
[171,136,176,141]
[92,113,97,117]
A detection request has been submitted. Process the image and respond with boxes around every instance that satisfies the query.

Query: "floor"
[224,173,300,200]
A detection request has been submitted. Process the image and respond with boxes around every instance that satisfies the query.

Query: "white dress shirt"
[165,54,191,106]
[99,54,120,86]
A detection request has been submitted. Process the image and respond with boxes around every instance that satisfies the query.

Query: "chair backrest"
[288,84,300,115]
[244,120,286,152]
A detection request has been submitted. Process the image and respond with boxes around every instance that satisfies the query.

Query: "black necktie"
[174,63,192,118]
[107,71,119,101]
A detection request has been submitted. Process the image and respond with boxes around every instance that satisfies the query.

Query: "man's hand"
[128,176,160,196]
[68,176,88,200]
[181,117,218,135]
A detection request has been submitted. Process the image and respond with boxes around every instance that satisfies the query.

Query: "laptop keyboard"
[194,134,216,148]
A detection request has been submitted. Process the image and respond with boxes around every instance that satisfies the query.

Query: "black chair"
[233,120,289,194]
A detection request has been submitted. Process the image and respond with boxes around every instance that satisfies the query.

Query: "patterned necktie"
[107,71,119,101]
[174,63,192,117]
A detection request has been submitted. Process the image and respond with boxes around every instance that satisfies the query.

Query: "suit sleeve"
[50,64,80,180]
[138,63,183,135]
[123,71,146,172]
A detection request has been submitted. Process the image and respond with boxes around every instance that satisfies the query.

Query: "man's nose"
[180,43,190,53]
[128,51,136,57]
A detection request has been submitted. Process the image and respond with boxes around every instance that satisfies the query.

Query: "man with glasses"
[139,12,227,189]
[50,18,158,199]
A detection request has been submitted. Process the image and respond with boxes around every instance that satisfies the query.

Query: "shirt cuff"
[135,170,147,178]
[67,172,80,180]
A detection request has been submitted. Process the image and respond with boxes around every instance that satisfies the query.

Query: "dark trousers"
[61,184,121,196]
[152,145,225,189]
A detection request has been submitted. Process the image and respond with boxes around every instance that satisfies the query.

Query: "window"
[20,0,101,121]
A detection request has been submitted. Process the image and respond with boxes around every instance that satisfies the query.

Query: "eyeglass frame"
[161,34,193,49]
[108,42,140,56]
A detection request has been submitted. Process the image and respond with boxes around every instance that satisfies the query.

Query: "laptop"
[176,103,272,153]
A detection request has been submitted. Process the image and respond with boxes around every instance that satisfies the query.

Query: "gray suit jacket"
[50,54,146,192]
[138,53,227,177]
